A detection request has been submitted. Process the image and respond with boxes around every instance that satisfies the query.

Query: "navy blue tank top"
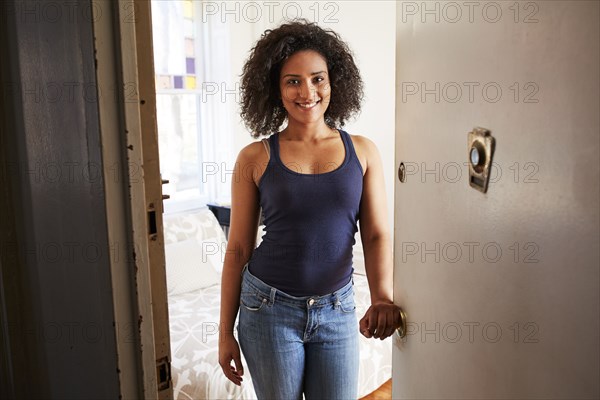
[247,129,364,296]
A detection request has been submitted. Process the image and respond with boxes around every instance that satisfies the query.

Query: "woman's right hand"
[218,333,244,386]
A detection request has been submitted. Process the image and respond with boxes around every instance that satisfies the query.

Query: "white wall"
[213,1,396,230]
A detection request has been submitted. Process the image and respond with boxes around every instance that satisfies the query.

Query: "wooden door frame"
[92,0,172,398]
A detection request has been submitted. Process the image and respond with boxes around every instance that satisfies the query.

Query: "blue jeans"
[238,266,359,400]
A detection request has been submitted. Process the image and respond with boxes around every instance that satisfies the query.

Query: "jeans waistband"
[241,264,354,308]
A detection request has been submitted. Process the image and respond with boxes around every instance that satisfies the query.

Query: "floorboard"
[359,379,392,400]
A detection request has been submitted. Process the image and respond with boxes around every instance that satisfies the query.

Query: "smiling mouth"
[296,100,321,109]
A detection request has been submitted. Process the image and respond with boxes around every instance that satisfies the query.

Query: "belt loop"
[241,263,248,276]
[269,287,276,306]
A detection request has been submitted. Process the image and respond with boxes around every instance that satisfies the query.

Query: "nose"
[297,80,317,100]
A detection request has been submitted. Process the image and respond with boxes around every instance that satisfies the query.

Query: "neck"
[281,119,336,141]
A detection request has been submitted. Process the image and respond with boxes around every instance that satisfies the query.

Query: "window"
[151,0,233,213]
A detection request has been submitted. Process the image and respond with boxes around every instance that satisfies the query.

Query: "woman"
[219,20,402,399]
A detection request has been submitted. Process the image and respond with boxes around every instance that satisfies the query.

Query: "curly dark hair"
[239,19,364,138]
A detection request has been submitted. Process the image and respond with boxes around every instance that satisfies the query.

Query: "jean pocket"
[240,291,268,312]
[337,294,356,313]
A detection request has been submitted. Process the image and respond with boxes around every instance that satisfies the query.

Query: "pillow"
[165,238,226,295]
[163,208,227,246]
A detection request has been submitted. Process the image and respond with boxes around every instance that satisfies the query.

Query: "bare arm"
[218,143,262,384]
[354,136,401,340]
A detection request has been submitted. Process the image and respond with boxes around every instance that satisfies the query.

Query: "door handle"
[395,307,408,338]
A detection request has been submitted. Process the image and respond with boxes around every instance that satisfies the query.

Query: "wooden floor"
[359,379,392,400]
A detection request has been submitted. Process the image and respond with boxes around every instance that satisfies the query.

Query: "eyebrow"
[282,71,328,79]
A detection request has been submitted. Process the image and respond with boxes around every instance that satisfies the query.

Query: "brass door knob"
[395,308,407,338]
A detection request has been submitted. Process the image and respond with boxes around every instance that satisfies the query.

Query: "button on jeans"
[238,266,359,400]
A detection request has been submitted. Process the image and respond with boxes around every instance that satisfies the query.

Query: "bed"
[163,208,392,399]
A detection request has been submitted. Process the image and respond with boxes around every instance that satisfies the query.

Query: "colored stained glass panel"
[186,58,196,74]
[156,75,172,89]
[185,76,196,90]
[174,76,184,89]
[185,38,194,57]
[183,0,193,18]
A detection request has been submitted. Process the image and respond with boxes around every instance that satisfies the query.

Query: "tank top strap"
[339,129,352,154]
[339,129,363,175]
[268,132,280,164]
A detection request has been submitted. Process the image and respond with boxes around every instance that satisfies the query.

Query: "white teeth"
[297,100,320,109]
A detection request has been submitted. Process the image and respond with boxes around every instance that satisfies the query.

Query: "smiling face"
[279,50,331,128]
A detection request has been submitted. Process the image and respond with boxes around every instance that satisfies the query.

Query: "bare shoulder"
[236,138,271,185]
[349,134,378,153]
[349,134,381,173]
[237,139,269,164]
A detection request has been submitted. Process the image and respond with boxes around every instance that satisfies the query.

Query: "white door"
[393,1,599,398]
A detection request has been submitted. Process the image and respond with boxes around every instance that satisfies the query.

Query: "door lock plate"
[156,356,171,391]
[467,127,495,193]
